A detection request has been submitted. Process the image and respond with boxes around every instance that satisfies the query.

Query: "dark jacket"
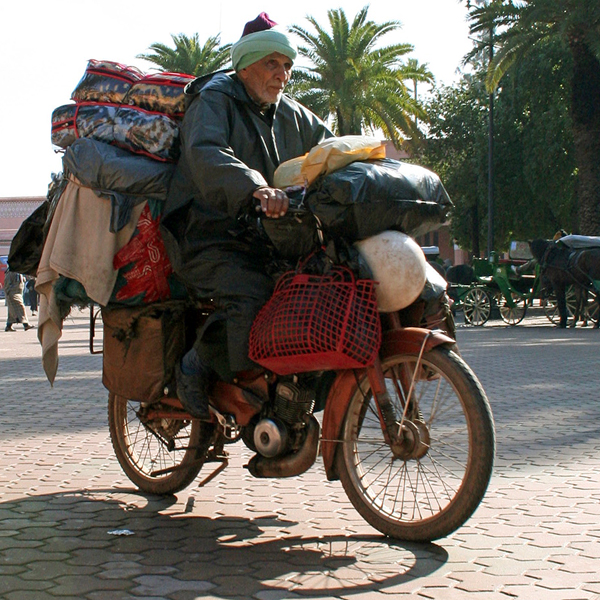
[161,72,333,280]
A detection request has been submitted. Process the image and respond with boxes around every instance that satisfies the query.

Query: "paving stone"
[527,568,600,590]
[131,575,214,597]
[500,585,596,600]
[4,592,64,600]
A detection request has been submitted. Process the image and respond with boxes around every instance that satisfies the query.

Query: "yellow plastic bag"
[272,155,306,189]
[273,135,386,189]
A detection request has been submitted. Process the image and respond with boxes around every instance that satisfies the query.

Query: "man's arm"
[181,94,268,220]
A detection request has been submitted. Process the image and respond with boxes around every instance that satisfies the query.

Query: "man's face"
[238,52,292,106]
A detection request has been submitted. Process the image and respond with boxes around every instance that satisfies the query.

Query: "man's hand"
[253,187,289,218]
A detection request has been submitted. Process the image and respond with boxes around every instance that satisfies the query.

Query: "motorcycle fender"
[321,369,362,481]
[380,326,455,357]
[320,327,455,480]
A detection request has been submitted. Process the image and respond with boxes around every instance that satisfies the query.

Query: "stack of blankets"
[39,60,193,383]
[51,59,194,162]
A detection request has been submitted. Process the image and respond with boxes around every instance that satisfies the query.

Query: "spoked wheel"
[498,292,527,325]
[108,393,214,495]
[544,286,578,325]
[336,346,495,542]
[585,290,600,326]
[462,288,491,326]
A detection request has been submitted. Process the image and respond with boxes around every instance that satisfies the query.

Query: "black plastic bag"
[305,158,452,242]
[7,173,68,276]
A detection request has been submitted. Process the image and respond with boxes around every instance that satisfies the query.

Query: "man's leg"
[175,249,275,416]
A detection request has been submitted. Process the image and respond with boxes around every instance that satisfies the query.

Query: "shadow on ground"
[0,489,448,599]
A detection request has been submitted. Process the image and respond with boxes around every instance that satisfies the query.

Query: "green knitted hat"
[231,22,296,71]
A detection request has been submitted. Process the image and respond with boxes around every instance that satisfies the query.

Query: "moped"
[102,222,495,542]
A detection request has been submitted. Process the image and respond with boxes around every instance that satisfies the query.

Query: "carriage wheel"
[498,293,527,326]
[462,288,491,326]
[543,286,578,325]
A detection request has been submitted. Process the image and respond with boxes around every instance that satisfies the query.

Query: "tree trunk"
[471,202,480,258]
[569,35,600,235]
[336,107,349,136]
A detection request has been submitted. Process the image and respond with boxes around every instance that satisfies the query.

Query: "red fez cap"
[242,12,278,37]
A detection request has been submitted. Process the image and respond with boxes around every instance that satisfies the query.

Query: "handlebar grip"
[254,186,308,217]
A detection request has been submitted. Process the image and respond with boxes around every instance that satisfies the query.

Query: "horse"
[446,264,476,285]
[530,238,600,328]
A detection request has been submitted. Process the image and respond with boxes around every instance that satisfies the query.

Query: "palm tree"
[405,59,435,127]
[137,33,231,77]
[288,7,424,147]
[405,59,435,102]
[468,0,600,234]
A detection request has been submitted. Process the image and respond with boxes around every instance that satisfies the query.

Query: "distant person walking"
[4,268,34,332]
[25,277,38,316]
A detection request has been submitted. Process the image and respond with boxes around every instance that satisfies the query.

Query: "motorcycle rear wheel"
[108,393,212,495]
[336,346,495,542]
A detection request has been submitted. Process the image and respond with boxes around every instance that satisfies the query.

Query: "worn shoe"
[5,325,15,332]
[23,323,35,331]
[174,351,213,420]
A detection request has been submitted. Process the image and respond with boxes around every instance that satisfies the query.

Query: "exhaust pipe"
[246,416,320,478]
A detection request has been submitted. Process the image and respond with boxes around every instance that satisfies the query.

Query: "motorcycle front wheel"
[336,346,495,542]
[108,393,213,495]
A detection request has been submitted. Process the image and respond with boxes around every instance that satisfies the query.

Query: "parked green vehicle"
[449,242,555,326]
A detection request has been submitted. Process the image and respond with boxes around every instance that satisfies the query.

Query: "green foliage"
[468,0,600,91]
[417,38,576,254]
[287,6,429,146]
[468,0,600,234]
[417,75,489,255]
[137,33,231,76]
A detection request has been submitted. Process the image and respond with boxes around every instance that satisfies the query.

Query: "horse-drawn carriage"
[530,235,600,328]
[446,240,599,327]
[447,243,538,326]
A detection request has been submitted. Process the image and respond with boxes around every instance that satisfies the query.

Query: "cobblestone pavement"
[1,302,600,600]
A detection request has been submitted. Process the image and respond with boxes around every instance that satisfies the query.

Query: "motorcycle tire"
[336,346,495,542]
[108,393,214,495]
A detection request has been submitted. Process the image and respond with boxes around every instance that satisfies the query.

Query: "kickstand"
[196,449,229,487]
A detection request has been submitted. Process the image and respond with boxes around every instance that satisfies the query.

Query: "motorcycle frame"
[139,321,454,480]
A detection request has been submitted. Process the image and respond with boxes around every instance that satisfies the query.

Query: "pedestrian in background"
[4,268,34,332]
[25,277,38,316]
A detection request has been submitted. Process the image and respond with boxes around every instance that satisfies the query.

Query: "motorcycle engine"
[253,379,316,458]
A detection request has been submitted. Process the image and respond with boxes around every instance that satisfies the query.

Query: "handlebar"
[286,187,308,216]
[253,185,308,217]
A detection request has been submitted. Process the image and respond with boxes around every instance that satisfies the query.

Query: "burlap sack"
[101,302,186,402]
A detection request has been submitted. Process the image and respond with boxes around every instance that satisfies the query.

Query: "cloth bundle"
[51,102,118,149]
[51,59,188,162]
[62,137,175,231]
[122,72,194,116]
[35,175,183,384]
[71,59,144,103]
[39,61,196,384]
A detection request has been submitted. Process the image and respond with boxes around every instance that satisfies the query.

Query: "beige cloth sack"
[273,135,386,189]
[36,177,144,384]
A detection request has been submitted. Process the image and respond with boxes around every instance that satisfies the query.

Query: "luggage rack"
[89,302,103,354]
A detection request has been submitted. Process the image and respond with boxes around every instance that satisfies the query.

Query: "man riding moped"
[161,13,334,419]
